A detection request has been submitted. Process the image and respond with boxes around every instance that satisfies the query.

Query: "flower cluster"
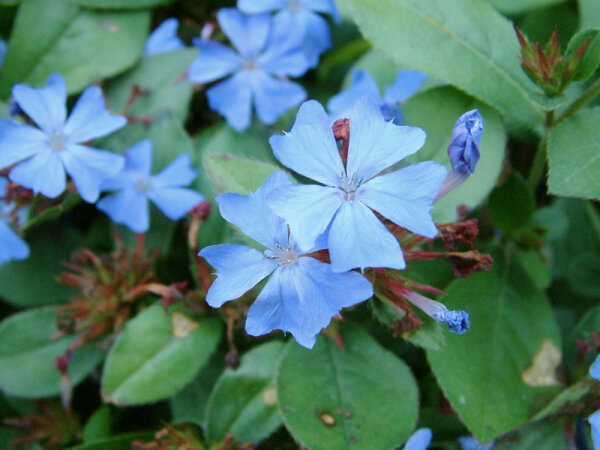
[200,96,481,347]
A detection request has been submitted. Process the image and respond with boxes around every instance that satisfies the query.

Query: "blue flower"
[328,69,427,124]
[448,109,484,176]
[0,177,29,265]
[144,18,185,55]
[591,354,600,380]
[267,97,447,273]
[0,73,126,203]
[237,0,340,68]
[97,139,204,233]
[199,171,373,349]
[404,428,432,450]
[188,8,309,131]
[458,436,495,450]
[0,39,6,69]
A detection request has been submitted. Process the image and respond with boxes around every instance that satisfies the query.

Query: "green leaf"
[205,341,284,446]
[101,304,221,405]
[65,432,154,450]
[347,0,543,130]
[530,378,595,421]
[427,249,562,443]
[0,307,104,398]
[277,326,419,450]
[104,48,196,122]
[82,406,112,443]
[548,107,600,199]
[567,253,600,297]
[23,193,81,231]
[565,28,600,81]
[204,154,281,196]
[485,0,567,15]
[68,0,170,8]
[515,249,551,290]
[0,0,149,98]
[402,86,506,223]
[487,173,536,235]
[495,417,567,450]
[579,0,600,30]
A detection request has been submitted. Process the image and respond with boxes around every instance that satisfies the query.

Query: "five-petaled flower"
[267,97,447,272]
[97,139,204,233]
[199,171,373,348]
[0,73,126,203]
[187,8,310,131]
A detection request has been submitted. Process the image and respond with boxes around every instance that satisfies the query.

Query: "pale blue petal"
[151,153,196,188]
[458,436,495,450]
[9,150,66,198]
[216,171,291,248]
[12,73,66,134]
[383,70,428,103]
[123,139,152,175]
[359,161,447,238]
[328,201,405,272]
[188,39,242,84]
[328,69,380,119]
[294,10,331,67]
[218,8,269,57]
[148,187,204,220]
[237,0,285,13]
[250,71,306,125]
[100,171,135,191]
[60,144,125,203]
[144,18,184,55]
[303,0,341,22]
[63,86,126,143]
[267,183,341,251]
[0,222,29,265]
[346,97,427,182]
[206,72,252,132]
[404,428,432,450]
[590,354,600,380]
[200,243,277,307]
[590,410,600,450]
[270,100,343,186]
[97,189,149,233]
[0,124,46,169]
[0,40,6,69]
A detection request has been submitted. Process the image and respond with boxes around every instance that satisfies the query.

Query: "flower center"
[135,177,152,194]
[338,172,362,202]
[49,131,66,151]
[243,58,258,71]
[265,242,299,267]
[287,0,302,12]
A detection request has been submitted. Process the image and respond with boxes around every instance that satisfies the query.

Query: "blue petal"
[589,410,600,450]
[188,39,242,84]
[216,171,291,249]
[60,144,125,203]
[123,139,152,175]
[200,243,277,307]
[206,72,252,132]
[9,149,66,198]
[346,97,427,182]
[148,187,204,220]
[293,10,331,68]
[144,18,184,55]
[270,100,343,186]
[303,0,341,22]
[267,183,342,252]
[0,39,6,69]
[359,161,447,238]
[448,109,484,176]
[590,354,600,380]
[250,71,306,125]
[458,436,496,450]
[0,222,29,265]
[328,69,380,119]
[62,86,127,143]
[97,189,149,233]
[151,153,196,188]
[237,0,285,13]
[328,200,405,272]
[12,73,66,134]
[383,70,428,103]
[404,428,432,450]
[0,123,46,169]
[218,8,269,57]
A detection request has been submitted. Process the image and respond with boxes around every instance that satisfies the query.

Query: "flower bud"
[448,109,484,176]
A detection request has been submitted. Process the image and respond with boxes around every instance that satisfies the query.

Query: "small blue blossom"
[403,289,470,335]
[0,39,6,69]
[188,8,309,131]
[267,97,447,273]
[328,69,427,124]
[237,0,340,68]
[458,436,495,450]
[97,139,204,233]
[0,177,29,265]
[0,73,126,203]
[404,428,432,450]
[448,109,484,176]
[199,171,373,349]
[144,18,184,55]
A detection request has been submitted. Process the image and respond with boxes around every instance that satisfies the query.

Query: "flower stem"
[554,77,600,127]
[526,110,553,190]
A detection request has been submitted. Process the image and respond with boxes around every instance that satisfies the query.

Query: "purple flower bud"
[448,109,484,176]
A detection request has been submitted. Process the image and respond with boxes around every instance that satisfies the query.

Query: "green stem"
[554,77,600,126]
[526,110,553,190]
